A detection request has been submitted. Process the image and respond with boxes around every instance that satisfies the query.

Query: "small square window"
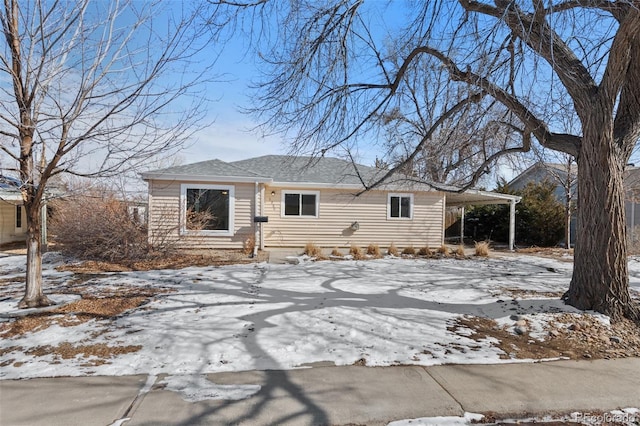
[388,194,412,219]
[283,192,318,217]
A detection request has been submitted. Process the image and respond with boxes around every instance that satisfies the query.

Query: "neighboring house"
[508,161,640,244]
[0,175,26,245]
[142,155,520,252]
[509,161,577,246]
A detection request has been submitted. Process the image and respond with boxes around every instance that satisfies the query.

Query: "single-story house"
[141,155,521,252]
[0,175,27,245]
[509,161,640,244]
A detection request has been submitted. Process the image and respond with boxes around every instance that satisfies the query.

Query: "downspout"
[40,199,48,252]
[441,193,447,246]
[254,181,259,257]
[459,206,465,245]
[260,184,265,251]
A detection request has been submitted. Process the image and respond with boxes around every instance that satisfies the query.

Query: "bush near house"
[50,192,148,262]
[465,180,564,247]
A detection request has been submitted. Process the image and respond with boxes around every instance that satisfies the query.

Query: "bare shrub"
[475,241,490,257]
[331,247,343,257]
[418,246,431,256]
[402,246,416,256]
[146,206,213,255]
[387,243,399,257]
[304,242,323,258]
[243,236,256,255]
[438,244,450,256]
[350,245,365,260]
[50,193,148,262]
[366,243,381,258]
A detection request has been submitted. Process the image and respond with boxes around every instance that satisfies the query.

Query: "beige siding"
[147,180,256,250]
[263,187,444,249]
[0,201,25,245]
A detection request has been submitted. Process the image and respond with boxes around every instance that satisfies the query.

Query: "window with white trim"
[388,194,413,219]
[282,191,319,217]
[181,184,234,236]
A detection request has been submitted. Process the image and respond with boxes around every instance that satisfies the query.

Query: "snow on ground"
[1,252,639,381]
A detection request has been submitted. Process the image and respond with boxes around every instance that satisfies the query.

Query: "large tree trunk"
[18,199,53,309]
[563,116,639,322]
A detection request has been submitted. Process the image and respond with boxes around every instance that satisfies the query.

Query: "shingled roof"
[230,155,383,185]
[141,158,270,182]
[142,155,386,187]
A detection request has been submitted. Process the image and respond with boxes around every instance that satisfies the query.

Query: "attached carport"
[445,190,522,251]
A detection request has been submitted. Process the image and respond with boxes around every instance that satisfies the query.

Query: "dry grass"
[437,244,450,256]
[349,245,365,260]
[242,236,256,255]
[387,243,399,257]
[331,247,343,257]
[366,243,381,258]
[418,246,432,256]
[454,244,466,257]
[304,242,323,258]
[0,295,154,339]
[475,241,490,257]
[450,313,640,361]
[402,246,416,256]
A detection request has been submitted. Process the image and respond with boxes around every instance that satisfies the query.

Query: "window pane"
[390,196,400,217]
[186,188,229,230]
[400,197,411,218]
[301,194,316,216]
[284,193,300,216]
[16,205,22,228]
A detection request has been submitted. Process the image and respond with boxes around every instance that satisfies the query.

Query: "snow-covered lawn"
[1,252,639,381]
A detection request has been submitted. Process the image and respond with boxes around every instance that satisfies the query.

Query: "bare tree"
[214,1,640,321]
[1,1,215,308]
[539,153,577,250]
[375,54,519,185]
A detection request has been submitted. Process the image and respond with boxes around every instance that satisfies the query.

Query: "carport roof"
[446,189,521,206]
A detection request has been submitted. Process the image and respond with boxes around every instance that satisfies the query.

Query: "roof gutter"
[140,173,273,184]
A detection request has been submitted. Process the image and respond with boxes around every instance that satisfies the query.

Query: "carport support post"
[509,199,516,251]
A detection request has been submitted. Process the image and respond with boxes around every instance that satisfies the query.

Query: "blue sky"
[172,27,286,165]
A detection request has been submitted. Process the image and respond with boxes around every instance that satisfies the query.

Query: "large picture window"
[282,191,319,217]
[181,184,234,236]
[388,194,413,219]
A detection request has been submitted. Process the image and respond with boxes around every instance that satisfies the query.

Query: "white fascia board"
[141,173,272,184]
[474,190,521,202]
[446,189,521,207]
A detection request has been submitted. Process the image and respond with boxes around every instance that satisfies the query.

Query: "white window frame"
[180,184,235,236]
[387,193,414,220]
[281,190,320,218]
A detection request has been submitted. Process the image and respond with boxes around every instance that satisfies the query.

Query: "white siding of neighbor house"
[147,180,256,250]
[262,187,444,249]
[0,201,26,245]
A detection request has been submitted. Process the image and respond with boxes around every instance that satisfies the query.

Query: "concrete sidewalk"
[1,358,639,426]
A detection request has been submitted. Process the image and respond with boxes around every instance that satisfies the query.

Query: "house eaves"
[141,173,273,184]
[0,189,22,202]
